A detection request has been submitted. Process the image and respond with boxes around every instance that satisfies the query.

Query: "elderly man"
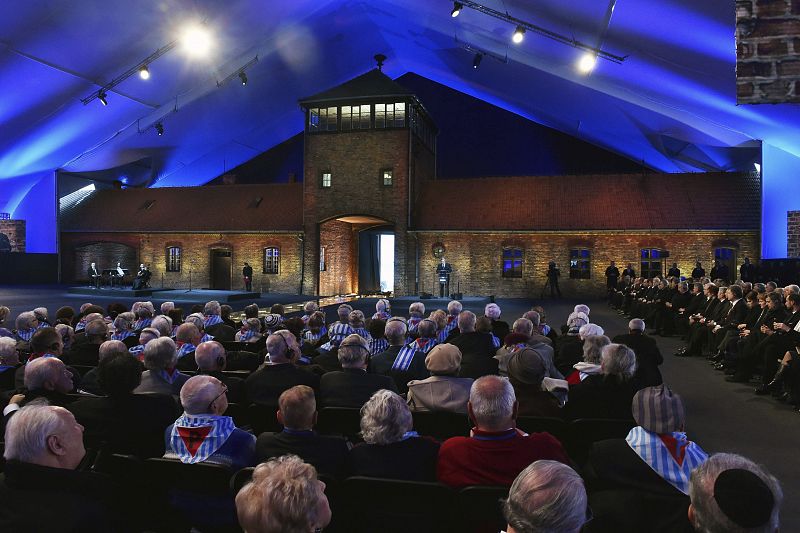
[174,322,203,371]
[373,318,435,394]
[202,300,235,341]
[0,337,20,391]
[611,318,663,388]
[3,356,76,428]
[245,330,320,406]
[450,311,498,379]
[63,318,108,366]
[255,385,349,478]
[407,343,473,414]
[135,337,190,396]
[78,339,129,395]
[319,304,354,353]
[195,341,247,404]
[128,327,160,361]
[164,375,255,470]
[496,318,560,380]
[14,311,39,342]
[504,461,589,533]
[111,312,139,348]
[437,375,569,487]
[688,453,782,532]
[0,405,126,530]
[13,327,79,391]
[370,317,411,379]
[438,300,462,342]
[521,311,554,346]
[319,334,397,408]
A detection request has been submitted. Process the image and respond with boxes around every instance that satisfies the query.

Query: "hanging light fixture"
[512,26,525,44]
[98,90,108,106]
[155,122,164,136]
[139,65,150,80]
[451,2,463,17]
[239,71,248,85]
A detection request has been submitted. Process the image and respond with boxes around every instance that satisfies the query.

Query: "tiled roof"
[299,68,414,106]
[415,173,761,231]
[60,184,303,232]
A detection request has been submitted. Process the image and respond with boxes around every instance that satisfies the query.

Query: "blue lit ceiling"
[2,0,800,253]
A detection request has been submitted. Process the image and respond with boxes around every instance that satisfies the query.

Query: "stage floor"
[66,286,262,302]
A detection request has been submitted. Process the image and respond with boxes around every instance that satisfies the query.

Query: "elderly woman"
[373,298,391,321]
[133,302,154,331]
[54,324,75,353]
[236,454,331,533]
[565,343,638,421]
[349,389,440,481]
[555,321,603,376]
[0,336,20,390]
[348,310,370,340]
[236,317,263,343]
[111,312,137,345]
[407,343,473,414]
[485,303,510,342]
[300,301,319,326]
[507,347,563,418]
[407,302,426,335]
[565,334,611,384]
[134,336,189,396]
[14,311,39,342]
[0,306,12,338]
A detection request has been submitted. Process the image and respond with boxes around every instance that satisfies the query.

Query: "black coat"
[611,332,663,389]
[565,375,637,422]
[369,345,429,394]
[63,343,101,366]
[348,437,440,481]
[245,363,321,406]
[319,368,397,408]
[206,322,236,342]
[256,430,349,479]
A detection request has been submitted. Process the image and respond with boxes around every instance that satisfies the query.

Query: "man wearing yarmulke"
[688,453,782,533]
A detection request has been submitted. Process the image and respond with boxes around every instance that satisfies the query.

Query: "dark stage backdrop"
[0,253,59,284]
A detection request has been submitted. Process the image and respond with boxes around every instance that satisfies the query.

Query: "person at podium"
[437,257,453,298]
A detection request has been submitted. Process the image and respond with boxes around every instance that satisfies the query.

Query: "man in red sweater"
[437,375,569,488]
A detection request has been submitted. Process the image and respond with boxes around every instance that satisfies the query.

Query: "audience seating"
[568,418,636,464]
[457,485,509,533]
[229,466,255,495]
[221,341,261,354]
[245,403,282,434]
[69,364,95,377]
[516,416,569,445]
[225,350,262,372]
[317,407,363,440]
[411,410,471,440]
[222,402,249,429]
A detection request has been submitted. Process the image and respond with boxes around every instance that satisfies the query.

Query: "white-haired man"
[164,375,255,470]
[174,322,203,372]
[4,357,75,422]
[437,375,569,488]
[319,334,397,408]
[195,341,247,404]
[0,404,126,530]
[612,318,664,388]
[438,300,462,342]
[374,318,436,394]
[245,331,320,406]
[202,300,235,342]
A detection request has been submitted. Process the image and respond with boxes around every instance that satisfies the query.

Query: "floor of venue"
[1,285,797,530]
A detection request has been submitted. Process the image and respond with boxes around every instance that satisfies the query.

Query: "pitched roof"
[60,184,303,232]
[299,68,414,106]
[415,173,761,231]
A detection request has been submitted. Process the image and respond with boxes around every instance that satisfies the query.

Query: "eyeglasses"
[207,383,228,411]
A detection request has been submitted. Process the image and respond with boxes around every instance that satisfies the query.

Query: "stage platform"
[66,286,262,302]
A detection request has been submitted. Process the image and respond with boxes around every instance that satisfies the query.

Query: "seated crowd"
[0,297,784,532]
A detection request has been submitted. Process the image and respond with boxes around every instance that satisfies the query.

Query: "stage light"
[155,122,164,136]
[181,24,212,57]
[473,52,483,69]
[512,26,525,44]
[139,65,150,80]
[578,53,597,73]
[239,71,247,86]
[451,2,463,17]
[98,90,108,106]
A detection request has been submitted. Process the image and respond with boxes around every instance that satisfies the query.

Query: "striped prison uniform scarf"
[393,338,438,371]
[204,314,223,328]
[169,414,235,464]
[369,337,389,356]
[625,426,708,495]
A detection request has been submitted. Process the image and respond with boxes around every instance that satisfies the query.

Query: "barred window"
[166,246,181,272]
[308,107,338,132]
[263,247,280,274]
[320,246,326,272]
[382,169,393,186]
[502,247,523,278]
[375,102,406,128]
[641,248,664,279]
[320,172,332,188]
[569,249,591,279]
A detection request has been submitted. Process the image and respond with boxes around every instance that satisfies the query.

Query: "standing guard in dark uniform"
[243,262,253,292]
[691,261,705,279]
[605,261,620,291]
[667,262,681,278]
[436,257,453,298]
[546,261,561,298]
[740,257,756,282]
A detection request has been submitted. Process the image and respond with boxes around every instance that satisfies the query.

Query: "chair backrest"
[457,485,509,533]
[145,457,234,494]
[516,416,569,446]
[70,364,96,377]
[223,402,249,429]
[341,476,456,533]
[569,418,636,464]
[247,403,282,434]
[221,369,250,379]
[230,466,255,495]
[317,407,363,439]
[411,410,471,441]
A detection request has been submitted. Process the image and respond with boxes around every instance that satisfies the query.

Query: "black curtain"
[358,230,382,293]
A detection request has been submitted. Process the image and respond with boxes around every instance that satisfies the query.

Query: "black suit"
[319,368,397,408]
[206,322,236,342]
[370,345,429,394]
[63,343,101,366]
[256,430,349,478]
[611,332,663,389]
[565,375,637,421]
[245,363,321,406]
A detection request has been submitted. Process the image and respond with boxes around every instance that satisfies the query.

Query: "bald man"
[195,341,247,404]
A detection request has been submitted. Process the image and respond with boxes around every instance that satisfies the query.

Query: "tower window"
[382,169,393,186]
[502,247,523,278]
[166,246,181,272]
[320,172,332,188]
[263,247,280,274]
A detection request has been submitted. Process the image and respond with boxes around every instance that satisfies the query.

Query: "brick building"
[60,69,761,297]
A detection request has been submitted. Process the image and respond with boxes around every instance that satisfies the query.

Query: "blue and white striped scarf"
[169,414,235,464]
[372,311,391,321]
[74,318,89,333]
[112,330,135,341]
[133,318,152,331]
[438,315,459,343]
[490,333,501,348]
[369,337,389,356]
[204,314,223,328]
[393,338,438,371]
[15,328,36,342]
[352,327,371,341]
[407,316,423,333]
[201,333,214,343]
[320,322,353,350]
[626,426,708,495]
[303,329,324,345]
[237,328,256,342]
[177,342,196,359]
[129,344,145,359]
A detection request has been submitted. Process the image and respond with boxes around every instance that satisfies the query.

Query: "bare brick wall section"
[319,219,357,295]
[789,210,800,256]
[61,232,302,292]
[0,220,26,252]
[737,0,800,103]
[415,231,760,297]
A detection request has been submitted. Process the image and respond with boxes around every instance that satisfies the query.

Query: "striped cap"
[632,385,685,434]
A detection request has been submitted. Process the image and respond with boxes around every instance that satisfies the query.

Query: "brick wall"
[736,0,800,103]
[789,210,800,256]
[73,242,137,282]
[60,232,302,292]
[415,231,760,297]
[0,220,26,252]
[319,219,357,295]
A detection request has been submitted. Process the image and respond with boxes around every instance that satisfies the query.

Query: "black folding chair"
[411,410,471,441]
[516,416,570,446]
[246,403,282,435]
[569,418,636,465]
[457,485,509,533]
[317,407,362,440]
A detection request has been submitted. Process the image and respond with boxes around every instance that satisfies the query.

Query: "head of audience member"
[753,282,766,294]
[336,304,353,324]
[185,313,205,334]
[303,301,319,315]
[785,284,800,295]
[512,318,534,338]
[578,323,605,340]
[266,330,300,364]
[787,292,800,311]
[138,327,160,347]
[97,352,143,397]
[54,306,75,326]
[348,310,366,329]
[54,324,75,351]
[417,319,437,340]
[338,334,370,370]
[600,343,637,381]
[408,302,425,319]
[167,308,184,328]
[574,304,591,316]
[243,318,262,338]
[160,301,175,316]
[176,323,202,347]
[468,375,518,432]
[368,318,386,341]
[376,298,391,315]
[425,343,462,377]
[458,310,477,333]
[485,303,502,320]
[429,309,447,332]
[566,312,589,335]
[360,389,414,445]
[766,291,782,311]
[476,316,494,335]
[628,318,646,334]
[263,314,282,332]
[632,385,685,434]
[0,337,19,366]
[521,311,541,328]
[283,317,305,342]
[691,282,703,295]
[203,301,222,317]
[504,460,589,533]
[507,348,546,389]
[765,281,778,293]
[113,312,135,334]
[143,337,178,371]
[180,375,228,416]
[24,357,73,393]
[583,335,611,365]
[269,303,285,316]
[243,303,259,320]
[31,307,47,324]
[105,303,126,320]
[98,340,127,363]
[220,305,233,322]
[30,327,63,356]
[150,315,172,338]
[532,306,548,324]
[235,454,331,533]
[277,385,317,431]
[688,453,782,533]
[195,341,227,372]
[0,305,10,328]
[3,405,86,470]
[445,300,462,317]
[384,318,407,346]
[308,312,326,335]
[717,287,728,302]
[678,281,689,293]
[15,311,38,332]
[727,285,743,302]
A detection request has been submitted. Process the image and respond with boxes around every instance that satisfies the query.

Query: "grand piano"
[102,268,130,287]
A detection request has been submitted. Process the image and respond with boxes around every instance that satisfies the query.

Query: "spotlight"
[239,71,247,86]
[512,26,525,44]
[451,2,463,17]
[181,24,212,57]
[139,65,150,80]
[155,122,164,136]
[472,52,483,69]
[98,90,108,106]
[578,53,597,73]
